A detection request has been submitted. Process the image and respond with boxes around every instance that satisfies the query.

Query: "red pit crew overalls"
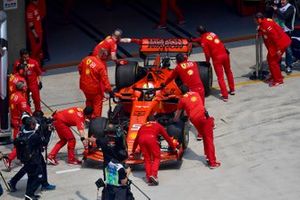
[20,58,42,112]
[178,92,218,166]
[159,0,184,26]
[8,91,31,162]
[26,2,43,62]
[78,56,112,118]
[92,36,117,59]
[258,18,291,84]
[8,74,27,97]
[193,32,235,99]
[165,60,205,104]
[48,107,85,162]
[132,121,175,182]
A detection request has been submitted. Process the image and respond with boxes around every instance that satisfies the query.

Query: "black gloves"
[205,110,210,118]
[180,116,189,122]
[38,82,43,90]
[109,91,115,98]
[226,48,230,55]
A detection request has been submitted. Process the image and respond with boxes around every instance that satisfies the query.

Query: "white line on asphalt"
[55,168,81,174]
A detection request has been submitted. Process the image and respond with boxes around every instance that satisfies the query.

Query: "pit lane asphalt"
[1,43,300,200]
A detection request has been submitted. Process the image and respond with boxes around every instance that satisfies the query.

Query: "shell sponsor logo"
[129,132,138,140]
[68,109,75,114]
[86,59,92,65]
[85,69,90,75]
[191,96,197,102]
[187,69,194,75]
[206,35,213,40]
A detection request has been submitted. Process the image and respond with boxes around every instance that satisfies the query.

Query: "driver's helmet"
[143,82,155,100]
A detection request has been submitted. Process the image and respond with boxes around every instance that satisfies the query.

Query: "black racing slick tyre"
[167,121,189,149]
[115,61,146,90]
[88,117,108,139]
[197,61,213,97]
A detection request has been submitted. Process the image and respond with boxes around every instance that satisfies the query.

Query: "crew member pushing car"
[92,29,134,64]
[174,85,220,169]
[132,116,176,186]
[47,106,93,165]
[164,53,205,104]
[192,26,235,102]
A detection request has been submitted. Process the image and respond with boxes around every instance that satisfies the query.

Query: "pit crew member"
[163,53,205,104]
[78,50,113,118]
[173,85,220,169]
[254,12,291,86]
[192,26,235,102]
[132,116,176,185]
[47,106,93,165]
[13,49,43,112]
[3,81,31,170]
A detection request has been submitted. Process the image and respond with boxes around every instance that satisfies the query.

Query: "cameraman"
[8,111,56,193]
[272,0,296,74]
[13,115,46,200]
[103,149,131,200]
[265,0,281,18]
[88,123,127,170]
[88,124,132,200]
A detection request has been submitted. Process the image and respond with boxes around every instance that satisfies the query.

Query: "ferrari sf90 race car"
[83,38,213,165]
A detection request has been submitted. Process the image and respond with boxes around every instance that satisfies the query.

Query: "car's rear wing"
[139,38,192,54]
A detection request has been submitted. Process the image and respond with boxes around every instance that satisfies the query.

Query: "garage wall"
[0,0,26,73]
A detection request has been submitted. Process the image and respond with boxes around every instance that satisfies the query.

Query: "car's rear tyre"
[167,121,189,149]
[197,61,213,97]
[115,61,146,90]
[88,117,108,139]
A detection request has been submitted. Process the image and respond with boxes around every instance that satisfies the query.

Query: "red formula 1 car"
[84,38,213,165]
